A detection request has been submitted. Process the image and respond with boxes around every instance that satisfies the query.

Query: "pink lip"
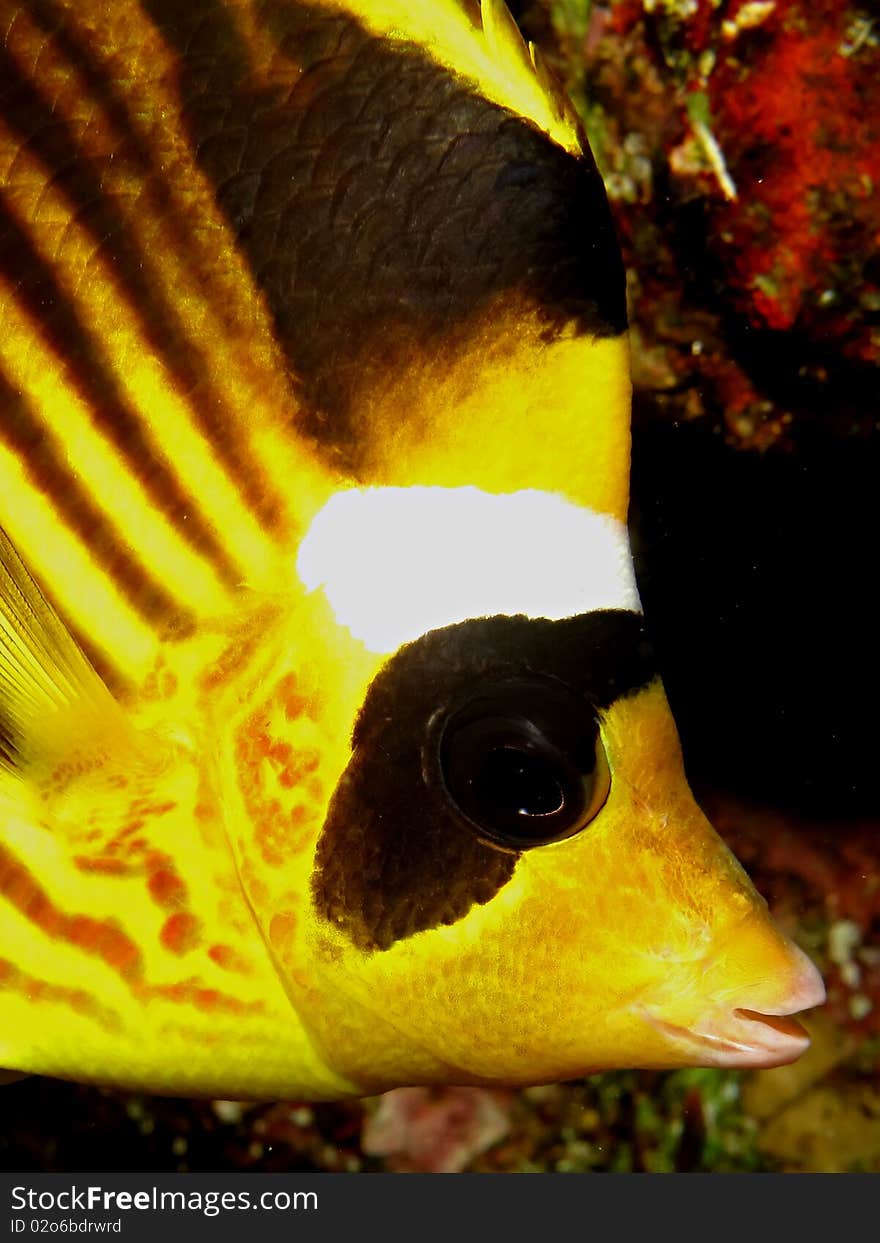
[641,939,825,1068]
[645,1009,814,1069]
[642,949,827,1070]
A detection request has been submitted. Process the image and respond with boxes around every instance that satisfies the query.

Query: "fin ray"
[0,525,123,777]
[301,0,584,153]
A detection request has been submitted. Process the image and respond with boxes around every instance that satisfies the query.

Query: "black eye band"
[314,612,652,951]
[432,677,611,850]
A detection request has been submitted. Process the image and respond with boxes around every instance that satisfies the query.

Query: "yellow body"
[0,0,821,1098]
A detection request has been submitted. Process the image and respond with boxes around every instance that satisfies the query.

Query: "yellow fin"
[479,0,539,94]
[0,527,127,779]
[305,0,584,153]
[481,0,581,133]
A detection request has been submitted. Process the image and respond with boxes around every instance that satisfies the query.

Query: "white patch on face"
[296,486,642,653]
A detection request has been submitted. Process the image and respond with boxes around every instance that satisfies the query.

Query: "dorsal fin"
[527,36,582,133]
[310,0,585,154]
[0,527,127,778]
[481,0,583,135]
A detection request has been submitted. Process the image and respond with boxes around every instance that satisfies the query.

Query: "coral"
[361,1087,512,1173]
[708,1,880,362]
[545,0,879,446]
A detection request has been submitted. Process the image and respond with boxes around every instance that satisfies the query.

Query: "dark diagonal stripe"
[54,623,131,701]
[0,370,197,638]
[0,30,284,532]
[0,193,244,590]
[143,0,626,458]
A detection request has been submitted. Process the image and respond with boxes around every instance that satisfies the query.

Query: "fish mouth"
[644,1008,816,1069]
[640,928,827,1069]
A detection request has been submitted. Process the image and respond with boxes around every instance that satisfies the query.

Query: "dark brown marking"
[144,0,626,458]
[23,0,289,532]
[313,612,655,952]
[54,615,133,702]
[0,39,282,537]
[0,370,198,637]
[0,192,243,589]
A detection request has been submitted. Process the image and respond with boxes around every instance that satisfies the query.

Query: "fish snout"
[643,928,826,1070]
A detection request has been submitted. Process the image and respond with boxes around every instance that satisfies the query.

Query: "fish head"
[249,497,826,1094]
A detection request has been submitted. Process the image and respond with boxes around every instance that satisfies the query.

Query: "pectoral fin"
[0,524,128,783]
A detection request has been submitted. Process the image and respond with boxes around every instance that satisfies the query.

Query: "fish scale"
[0,0,824,1099]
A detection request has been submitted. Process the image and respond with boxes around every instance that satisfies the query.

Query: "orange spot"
[269,911,297,951]
[147,862,188,909]
[277,749,321,790]
[142,978,263,1015]
[0,957,121,1031]
[240,868,270,909]
[128,799,177,818]
[102,822,146,857]
[118,819,146,838]
[73,857,131,876]
[160,912,202,954]
[199,616,268,693]
[0,843,143,980]
[277,672,310,721]
[234,694,326,866]
[208,943,250,973]
[142,655,179,703]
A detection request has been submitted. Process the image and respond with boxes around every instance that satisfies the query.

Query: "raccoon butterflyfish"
[0,0,824,1101]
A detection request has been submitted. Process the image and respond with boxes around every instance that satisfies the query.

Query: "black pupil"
[481,746,565,817]
[437,677,601,847]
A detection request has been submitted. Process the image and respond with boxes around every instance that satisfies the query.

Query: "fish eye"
[435,677,610,849]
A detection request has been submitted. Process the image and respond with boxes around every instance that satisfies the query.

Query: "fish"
[0,0,824,1101]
